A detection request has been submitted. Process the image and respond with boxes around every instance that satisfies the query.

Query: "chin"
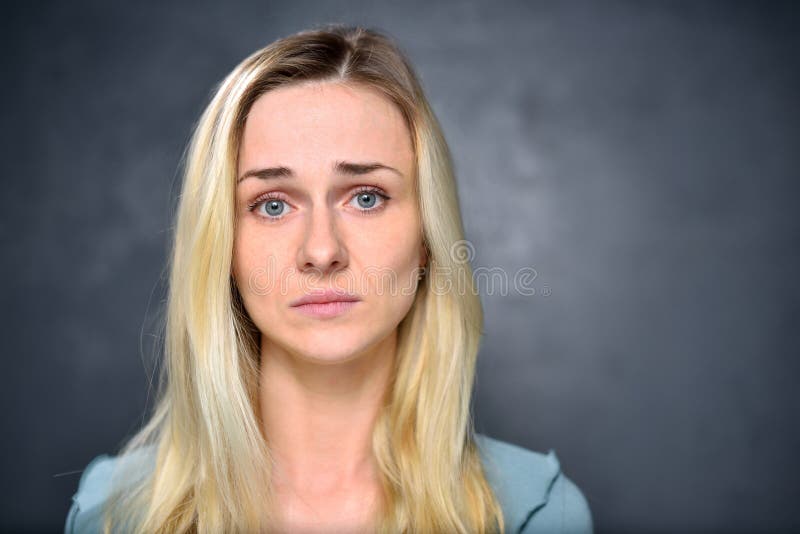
[266,328,374,364]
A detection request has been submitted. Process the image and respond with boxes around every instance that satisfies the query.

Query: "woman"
[65,24,592,533]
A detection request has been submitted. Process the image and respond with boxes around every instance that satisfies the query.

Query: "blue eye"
[248,195,293,220]
[248,187,389,222]
[356,192,377,208]
[261,199,286,217]
[349,188,388,212]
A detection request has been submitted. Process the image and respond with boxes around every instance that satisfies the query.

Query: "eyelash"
[246,186,391,222]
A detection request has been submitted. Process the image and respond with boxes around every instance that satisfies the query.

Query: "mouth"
[291,300,360,318]
[289,289,361,318]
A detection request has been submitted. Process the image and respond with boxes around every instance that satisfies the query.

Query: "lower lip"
[292,300,359,318]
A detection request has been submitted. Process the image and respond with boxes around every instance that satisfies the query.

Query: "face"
[233,81,426,364]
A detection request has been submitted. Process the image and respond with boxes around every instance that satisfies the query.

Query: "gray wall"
[2,1,798,532]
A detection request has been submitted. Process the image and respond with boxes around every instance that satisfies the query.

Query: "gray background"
[2,1,798,532]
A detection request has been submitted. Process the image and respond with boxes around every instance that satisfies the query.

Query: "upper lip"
[290,289,361,307]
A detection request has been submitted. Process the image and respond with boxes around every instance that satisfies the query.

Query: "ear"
[419,239,429,269]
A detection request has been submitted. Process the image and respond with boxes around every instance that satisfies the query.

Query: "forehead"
[238,81,413,173]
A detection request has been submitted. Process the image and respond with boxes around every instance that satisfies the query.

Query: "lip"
[290,289,361,307]
[290,289,361,318]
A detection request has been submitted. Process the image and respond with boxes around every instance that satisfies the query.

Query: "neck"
[258,331,396,494]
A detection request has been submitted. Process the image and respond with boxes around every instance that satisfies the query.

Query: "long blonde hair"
[103,24,504,533]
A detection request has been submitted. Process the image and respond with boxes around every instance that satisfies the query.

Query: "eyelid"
[247,191,291,210]
[347,186,390,212]
[247,185,391,220]
[246,191,294,221]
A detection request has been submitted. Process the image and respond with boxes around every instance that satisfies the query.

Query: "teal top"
[65,433,593,533]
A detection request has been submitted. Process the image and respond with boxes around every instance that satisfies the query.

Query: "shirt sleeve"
[64,454,114,534]
[519,472,593,534]
[64,495,80,534]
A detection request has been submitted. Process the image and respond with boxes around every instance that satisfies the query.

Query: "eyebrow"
[237,160,403,184]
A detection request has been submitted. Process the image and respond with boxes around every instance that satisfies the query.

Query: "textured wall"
[2,1,798,532]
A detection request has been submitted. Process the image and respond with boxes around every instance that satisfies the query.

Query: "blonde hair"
[103,23,504,533]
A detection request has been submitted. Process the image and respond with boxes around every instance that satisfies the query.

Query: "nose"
[296,205,348,277]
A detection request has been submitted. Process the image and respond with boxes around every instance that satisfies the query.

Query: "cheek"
[232,226,288,297]
[232,229,257,283]
[356,234,422,297]
[355,223,420,268]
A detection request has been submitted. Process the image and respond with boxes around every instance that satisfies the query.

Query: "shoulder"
[64,447,156,534]
[474,433,593,534]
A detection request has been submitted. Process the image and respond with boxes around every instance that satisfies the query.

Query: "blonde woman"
[64,24,592,534]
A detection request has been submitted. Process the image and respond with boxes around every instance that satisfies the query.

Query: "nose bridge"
[298,201,346,273]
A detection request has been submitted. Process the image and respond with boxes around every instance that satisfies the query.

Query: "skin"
[233,80,426,532]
